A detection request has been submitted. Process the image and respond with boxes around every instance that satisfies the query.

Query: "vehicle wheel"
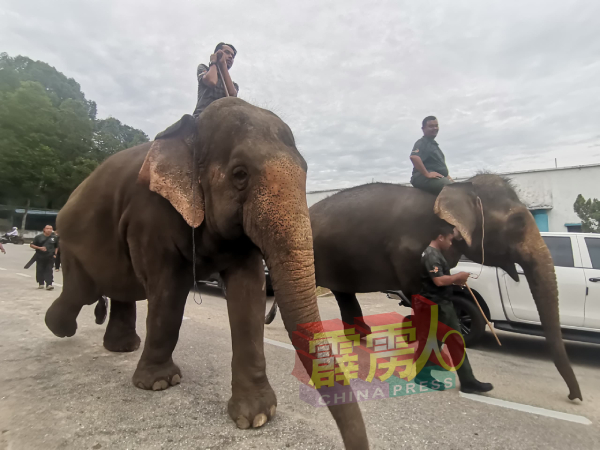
[451,295,485,347]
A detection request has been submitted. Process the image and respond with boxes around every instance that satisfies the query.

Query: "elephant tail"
[265,299,278,324]
[94,296,109,325]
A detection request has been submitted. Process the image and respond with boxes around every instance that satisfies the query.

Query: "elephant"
[44,98,369,449]
[266,177,582,401]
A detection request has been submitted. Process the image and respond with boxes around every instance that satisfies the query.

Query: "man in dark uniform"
[193,43,239,118]
[420,226,493,394]
[410,116,453,195]
[30,225,57,290]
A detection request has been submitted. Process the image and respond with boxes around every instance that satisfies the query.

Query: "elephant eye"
[232,166,249,190]
[232,167,248,180]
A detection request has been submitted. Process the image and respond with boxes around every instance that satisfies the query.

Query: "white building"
[306,163,600,233]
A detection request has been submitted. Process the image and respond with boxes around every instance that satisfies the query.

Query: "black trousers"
[55,251,61,270]
[36,256,54,286]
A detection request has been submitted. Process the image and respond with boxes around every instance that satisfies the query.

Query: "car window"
[584,238,600,270]
[542,236,574,268]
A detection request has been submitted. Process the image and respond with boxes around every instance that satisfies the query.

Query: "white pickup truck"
[389,232,600,346]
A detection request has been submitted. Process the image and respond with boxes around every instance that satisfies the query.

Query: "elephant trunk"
[246,157,369,449]
[517,226,582,401]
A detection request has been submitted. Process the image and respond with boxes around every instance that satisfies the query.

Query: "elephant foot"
[103,331,141,353]
[132,361,182,391]
[45,302,78,338]
[228,383,277,429]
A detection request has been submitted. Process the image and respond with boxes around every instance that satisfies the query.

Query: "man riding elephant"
[267,178,582,402]
[44,98,369,450]
[409,116,454,195]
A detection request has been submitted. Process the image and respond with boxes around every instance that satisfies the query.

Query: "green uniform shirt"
[420,246,452,302]
[410,136,448,178]
[32,233,57,258]
[193,63,239,117]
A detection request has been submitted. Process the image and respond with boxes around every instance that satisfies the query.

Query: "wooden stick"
[466,283,502,346]
[216,64,230,97]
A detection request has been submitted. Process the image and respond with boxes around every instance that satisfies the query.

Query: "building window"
[530,209,549,232]
[564,223,582,233]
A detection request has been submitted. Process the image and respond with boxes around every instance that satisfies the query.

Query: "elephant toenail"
[269,405,276,418]
[152,380,168,391]
[236,416,250,429]
[170,374,181,385]
[137,382,145,389]
[253,413,267,428]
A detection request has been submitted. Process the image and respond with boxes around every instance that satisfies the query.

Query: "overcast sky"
[1,0,599,191]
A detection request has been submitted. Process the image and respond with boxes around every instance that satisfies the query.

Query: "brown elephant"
[266,178,582,401]
[44,98,369,449]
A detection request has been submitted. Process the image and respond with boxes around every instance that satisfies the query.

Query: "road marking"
[54,283,62,287]
[182,316,190,320]
[459,392,592,425]
[264,338,592,424]
[264,337,295,351]
[0,267,6,271]
[16,273,31,278]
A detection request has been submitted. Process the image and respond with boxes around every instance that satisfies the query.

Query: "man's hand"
[426,171,444,179]
[216,50,227,65]
[210,52,218,63]
[452,272,470,286]
[40,246,47,252]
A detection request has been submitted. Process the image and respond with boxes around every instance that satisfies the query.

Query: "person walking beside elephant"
[410,116,453,195]
[419,226,493,394]
[54,231,61,271]
[193,43,238,117]
[30,225,57,290]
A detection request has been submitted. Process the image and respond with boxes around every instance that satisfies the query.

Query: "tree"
[0,53,149,213]
[574,195,600,233]
[94,117,149,156]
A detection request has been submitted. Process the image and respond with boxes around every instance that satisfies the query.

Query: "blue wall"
[531,209,549,232]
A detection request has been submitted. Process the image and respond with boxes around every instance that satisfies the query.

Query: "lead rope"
[192,142,202,306]
[191,61,227,305]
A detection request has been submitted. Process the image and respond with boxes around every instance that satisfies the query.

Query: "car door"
[503,235,586,327]
[580,236,600,329]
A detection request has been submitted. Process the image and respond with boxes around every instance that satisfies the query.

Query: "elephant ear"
[138,114,204,228]
[433,182,478,247]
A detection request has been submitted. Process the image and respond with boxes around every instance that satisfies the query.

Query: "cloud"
[1,0,599,191]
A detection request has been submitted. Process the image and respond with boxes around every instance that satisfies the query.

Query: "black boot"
[460,379,494,394]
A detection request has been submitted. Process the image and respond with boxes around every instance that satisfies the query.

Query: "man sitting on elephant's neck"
[193,43,239,118]
[409,116,454,195]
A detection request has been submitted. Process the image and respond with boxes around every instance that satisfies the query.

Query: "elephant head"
[434,174,582,401]
[138,98,368,447]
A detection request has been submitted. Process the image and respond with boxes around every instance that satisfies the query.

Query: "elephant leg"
[223,250,277,430]
[45,252,99,338]
[103,300,141,353]
[332,290,363,325]
[391,240,425,299]
[132,266,190,391]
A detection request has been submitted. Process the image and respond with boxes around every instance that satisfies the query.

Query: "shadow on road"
[473,329,600,369]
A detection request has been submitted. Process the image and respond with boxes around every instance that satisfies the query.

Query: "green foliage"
[574,194,600,233]
[94,117,149,156]
[0,53,149,210]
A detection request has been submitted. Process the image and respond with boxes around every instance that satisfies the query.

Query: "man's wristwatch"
[209,61,217,67]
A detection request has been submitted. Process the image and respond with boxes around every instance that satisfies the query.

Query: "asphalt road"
[1,244,599,449]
